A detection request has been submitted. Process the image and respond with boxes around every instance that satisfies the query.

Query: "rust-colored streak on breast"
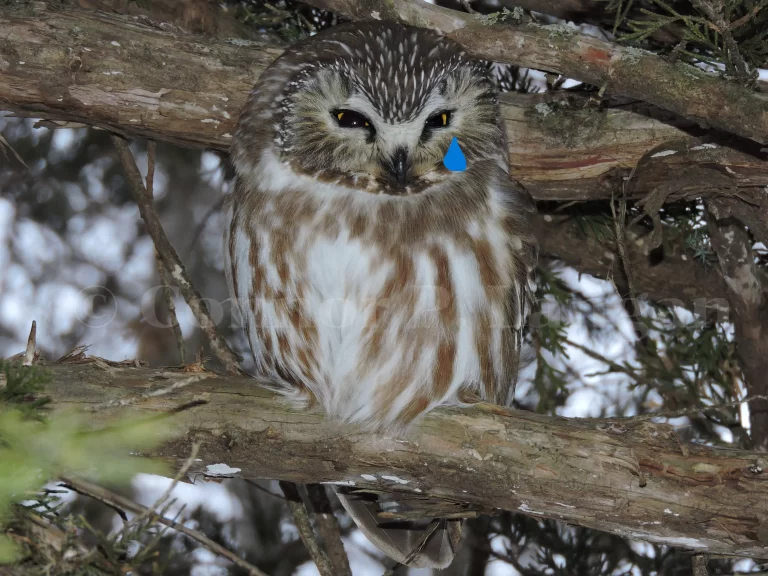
[248,240,265,296]
[350,211,367,239]
[363,251,414,358]
[431,245,457,328]
[475,311,494,401]
[397,395,431,427]
[429,245,457,400]
[384,251,415,299]
[271,231,291,286]
[499,323,516,398]
[369,250,429,421]
[246,240,265,357]
[374,345,422,423]
[473,237,501,294]
[324,214,341,239]
[433,339,456,398]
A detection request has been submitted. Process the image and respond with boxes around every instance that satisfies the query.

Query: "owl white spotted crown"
[232,20,505,195]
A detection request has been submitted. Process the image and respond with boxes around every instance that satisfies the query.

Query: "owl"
[226,21,538,569]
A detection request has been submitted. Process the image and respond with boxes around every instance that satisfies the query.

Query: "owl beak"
[388,147,410,187]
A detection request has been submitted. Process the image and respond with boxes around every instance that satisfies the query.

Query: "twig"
[566,334,768,425]
[691,0,751,84]
[280,481,336,576]
[145,140,156,197]
[728,4,763,30]
[123,441,201,534]
[402,520,441,565]
[144,141,186,365]
[186,194,227,259]
[61,480,129,523]
[244,478,288,500]
[59,475,268,576]
[306,484,352,576]
[110,135,240,374]
[23,320,39,366]
[0,132,29,170]
[607,394,768,423]
[611,185,648,347]
[563,338,641,382]
[156,252,186,365]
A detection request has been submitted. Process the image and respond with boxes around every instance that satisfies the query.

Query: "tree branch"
[110,135,241,374]
[279,481,336,576]
[300,0,768,144]
[1,4,767,204]
[42,360,768,560]
[305,484,353,576]
[59,474,269,576]
[707,205,768,450]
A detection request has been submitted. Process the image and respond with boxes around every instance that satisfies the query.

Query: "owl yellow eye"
[332,109,374,131]
[425,110,452,129]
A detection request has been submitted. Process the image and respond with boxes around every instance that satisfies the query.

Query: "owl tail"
[334,488,461,569]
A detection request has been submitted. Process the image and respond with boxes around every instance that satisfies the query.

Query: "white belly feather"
[226,155,516,430]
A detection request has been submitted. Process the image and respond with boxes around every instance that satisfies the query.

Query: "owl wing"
[501,174,539,403]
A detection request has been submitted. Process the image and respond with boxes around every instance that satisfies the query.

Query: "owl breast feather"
[225,165,523,432]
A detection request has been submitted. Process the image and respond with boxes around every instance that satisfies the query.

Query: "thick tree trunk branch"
[44,361,768,559]
[301,0,768,145]
[707,207,768,450]
[1,4,767,203]
[0,3,282,148]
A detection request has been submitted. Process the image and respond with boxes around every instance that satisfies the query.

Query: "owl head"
[233,21,507,195]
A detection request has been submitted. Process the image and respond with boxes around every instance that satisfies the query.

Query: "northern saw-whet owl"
[226,21,538,569]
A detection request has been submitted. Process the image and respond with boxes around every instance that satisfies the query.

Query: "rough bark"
[0,3,283,149]
[301,0,768,145]
[44,361,768,560]
[1,4,767,203]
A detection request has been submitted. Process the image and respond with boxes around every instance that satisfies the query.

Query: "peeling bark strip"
[46,362,768,559]
[1,5,768,204]
[302,0,768,145]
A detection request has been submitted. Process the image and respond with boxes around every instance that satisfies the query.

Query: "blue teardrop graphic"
[443,137,467,172]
